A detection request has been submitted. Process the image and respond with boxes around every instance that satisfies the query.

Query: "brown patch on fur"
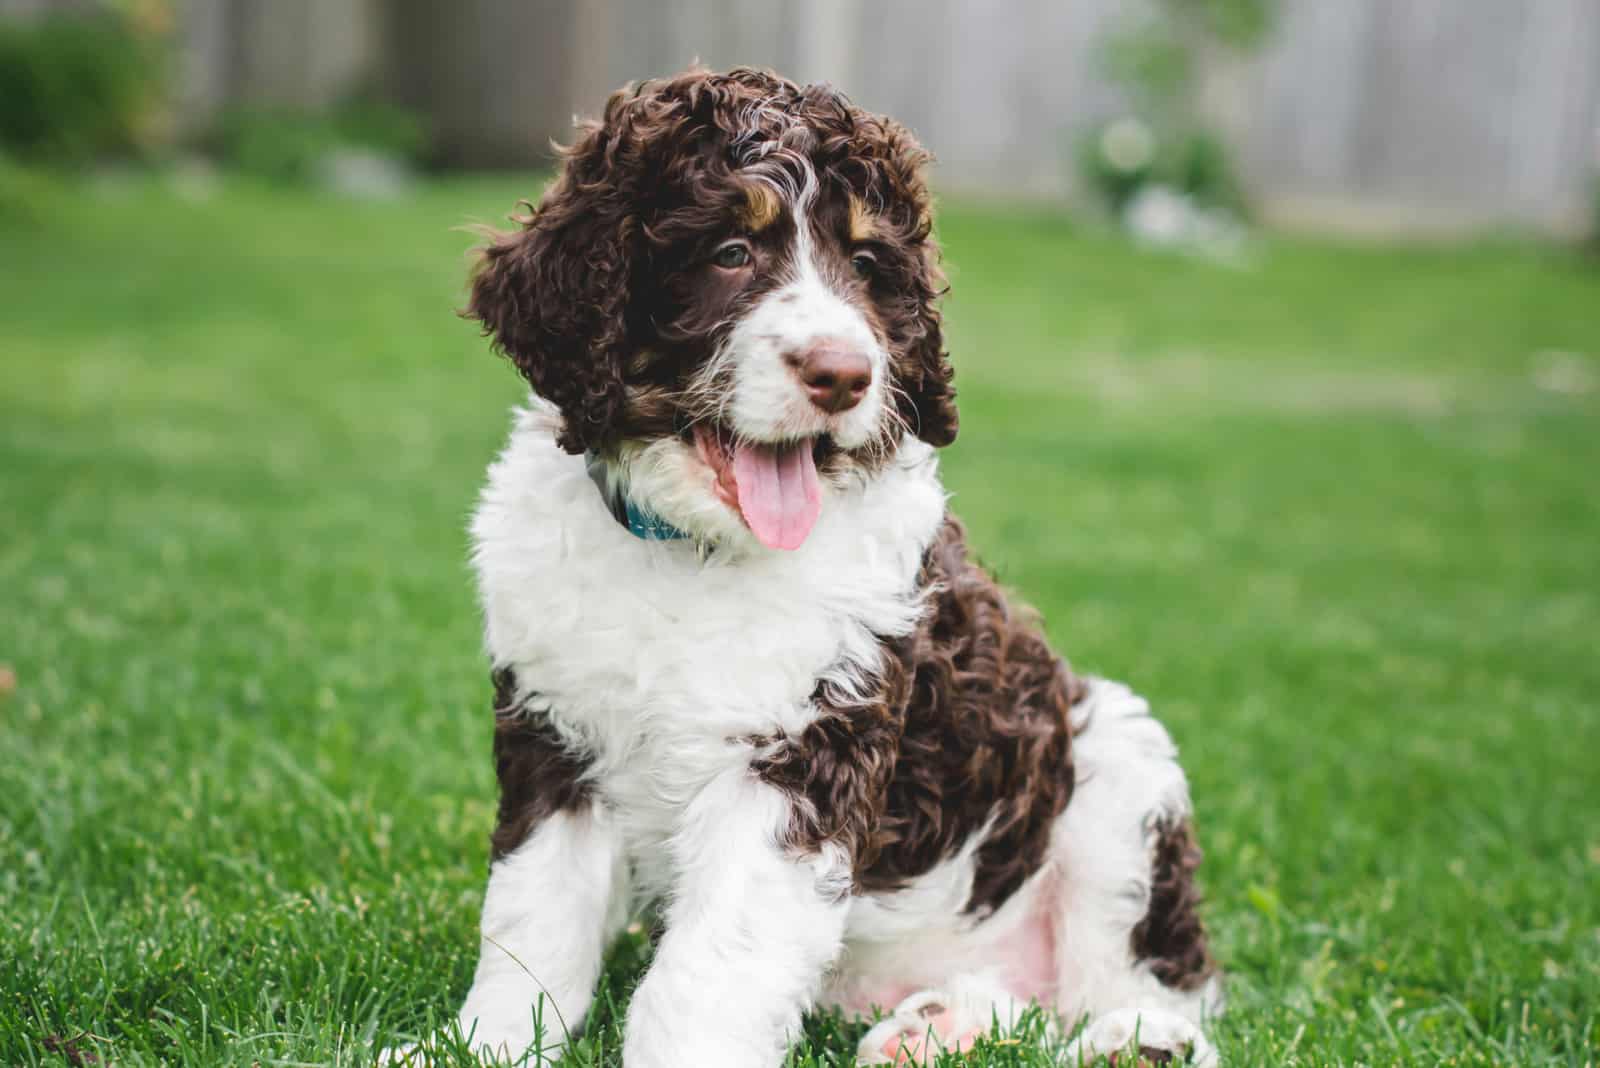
[489,667,595,860]
[750,637,913,893]
[847,194,877,242]
[753,516,1085,913]
[740,181,782,231]
[1130,818,1216,991]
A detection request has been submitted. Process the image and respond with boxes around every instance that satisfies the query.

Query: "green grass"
[2,173,1597,1067]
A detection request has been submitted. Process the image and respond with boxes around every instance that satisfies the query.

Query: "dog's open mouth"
[691,423,833,551]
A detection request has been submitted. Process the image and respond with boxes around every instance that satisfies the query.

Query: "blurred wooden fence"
[6,0,1597,235]
[1230,0,1600,235]
[571,0,1600,236]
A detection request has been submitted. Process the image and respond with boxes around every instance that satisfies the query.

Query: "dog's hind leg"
[1049,678,1223,1065]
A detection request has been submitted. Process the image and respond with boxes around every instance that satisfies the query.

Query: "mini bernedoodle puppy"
[393,68,1222,1067]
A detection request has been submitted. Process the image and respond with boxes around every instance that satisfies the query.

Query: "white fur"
[449,400,945,1065]
[623,768,852,1067]
[842,820,993,944]
[1052,680,1224,1021]
[824,848,1047,1018]
[1065,1007,1219,1067]
[456,808,623,1061]
[613,434,755,549]
[474,400,943,877]
[473,400,943,770]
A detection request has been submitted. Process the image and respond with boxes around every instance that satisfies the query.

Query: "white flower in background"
[1100,116,1157,174]
[1124,183,1250,265]
[1125,184,1191,244]
[317,148,414,200]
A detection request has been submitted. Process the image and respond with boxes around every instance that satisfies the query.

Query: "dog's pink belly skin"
[996,898,1059,1002]
[830,871,1059,1016]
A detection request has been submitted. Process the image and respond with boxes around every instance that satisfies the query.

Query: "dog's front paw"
[1063,1008,1217,1067]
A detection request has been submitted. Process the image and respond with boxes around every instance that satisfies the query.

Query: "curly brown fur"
[466,67,955,460]
[753,516,1086,914]
[748,636,913,894]
[488,668,595,860]
[1130,818,1216,991]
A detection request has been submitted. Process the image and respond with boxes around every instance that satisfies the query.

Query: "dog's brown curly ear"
[899,239,959,447]
[882,124,958,448]
[467,101,637,455]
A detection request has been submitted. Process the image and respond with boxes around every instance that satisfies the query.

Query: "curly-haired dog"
[400,68,1221,1067]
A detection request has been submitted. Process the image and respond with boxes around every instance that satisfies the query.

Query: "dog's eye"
[850,249,878,279]
[712,241,752,269]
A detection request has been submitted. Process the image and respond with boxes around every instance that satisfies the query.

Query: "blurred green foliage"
[0,10,167,167]
[1101,0,1274,107]
[206,98,429,184]
[1077,124,1245,216]
[1080,0,1272,215]
[0,151,59,224]
[0,2,426,187]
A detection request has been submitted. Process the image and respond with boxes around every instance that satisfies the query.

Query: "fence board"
[13,0,1591,233]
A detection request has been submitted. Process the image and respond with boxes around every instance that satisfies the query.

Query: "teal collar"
[587,452,691,542]
[622,495,691,541]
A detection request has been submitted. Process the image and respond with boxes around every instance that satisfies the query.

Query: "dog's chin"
[616,425,863,553]
[613,436,752,549]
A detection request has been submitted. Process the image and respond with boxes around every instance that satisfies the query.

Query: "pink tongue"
[731,439,822,550]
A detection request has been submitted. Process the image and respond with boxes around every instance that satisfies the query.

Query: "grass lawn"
[2,174,1597,1067]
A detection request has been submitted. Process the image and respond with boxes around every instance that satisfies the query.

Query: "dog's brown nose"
[788,340,872,414]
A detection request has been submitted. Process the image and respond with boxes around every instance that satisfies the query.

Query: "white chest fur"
[471,402,947,828]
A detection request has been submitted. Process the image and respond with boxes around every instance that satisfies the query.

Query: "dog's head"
[469,67,956,551]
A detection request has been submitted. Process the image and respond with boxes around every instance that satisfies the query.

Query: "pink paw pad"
[880,1009,979,1062]
[858,992,986,1065]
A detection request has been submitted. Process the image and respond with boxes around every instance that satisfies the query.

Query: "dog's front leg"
[623,765,852,1068]
[453,804,622,1063]
[449,687,624,1064]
